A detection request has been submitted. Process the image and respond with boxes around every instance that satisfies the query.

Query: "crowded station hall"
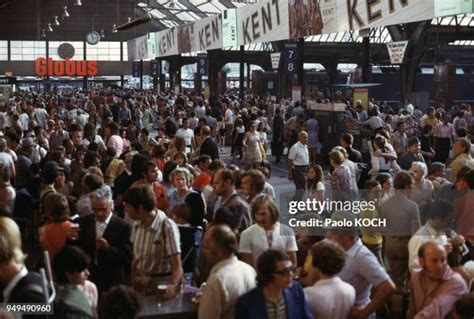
[1,0,474,318]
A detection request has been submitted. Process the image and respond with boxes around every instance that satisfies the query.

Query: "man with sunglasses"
[235,249,313,319]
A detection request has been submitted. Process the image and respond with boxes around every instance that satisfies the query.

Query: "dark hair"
[208,159,225,172]
[341,133,354,145]
[83,173,104,192]
[216,168,235,185]
[213,206,241,230]
[408,136,420,147]
[422,124,433,135]
[454,293,474,319]
[375,173,391,186]
[53,246,90,284]
[365,180,381,189]
[44,193,70,223]
[170,203,191,224]
[152,145,166,158]
[142,161,157,178]
[428,162,445,176]
[163,161,178,184]
[123,184,156,211]
[241,169,266,195]
[256,250,290,287]
[99,285,141,319]
[83,151,99,169]
[311,239,346,276]
[426,200,455,221]
[196,155,211,166]
[184,191,205,227]
[461,169,474,188]
[131,153,150,176]
[393,171,413,190]
[307,164,323,190]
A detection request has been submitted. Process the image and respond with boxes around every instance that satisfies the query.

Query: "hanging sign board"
[132,61,141,77]
[178,23,195,54]
[435,0,473,17]
[127,35,148,61]
[197,53,208,76]
[386,41,409,64]
[237,0,290,45]
[288,0,324,39]
[193,15,223,52]
[150,60,160,77]
[283,42,299,75]
[223,9,238,47]
[156,28,179,57]
[270,52,281,69]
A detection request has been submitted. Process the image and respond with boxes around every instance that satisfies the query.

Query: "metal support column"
[297,38,305,97]
[239,46,244,99]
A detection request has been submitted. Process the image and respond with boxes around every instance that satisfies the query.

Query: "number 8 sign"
[284,43,299,75]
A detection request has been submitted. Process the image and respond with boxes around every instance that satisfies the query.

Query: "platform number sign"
[284,43,299,75]
[150,60,160,77]
[197,53,208,76]
[132,62,141,78]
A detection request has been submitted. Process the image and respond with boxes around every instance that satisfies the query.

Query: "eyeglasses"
[273,266,295,277]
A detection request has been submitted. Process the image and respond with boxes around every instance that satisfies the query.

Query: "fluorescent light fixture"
[137,2,148,7]
[112,24,118,33]
[100,30,105,38]
[62,6,70,18]
[41,29,46,37]
[53,16,60,26]
[47,23,53,32]
[73,0,82,6]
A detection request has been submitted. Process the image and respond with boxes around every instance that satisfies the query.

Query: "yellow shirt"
[360,208,383,245]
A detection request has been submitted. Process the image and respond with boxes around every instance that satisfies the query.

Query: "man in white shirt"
[304,239,355,319]
[408,200,465,273]
[198,224,256,319]
[224,105,234,145]
[175,118,196,153]
[288,131,309,201]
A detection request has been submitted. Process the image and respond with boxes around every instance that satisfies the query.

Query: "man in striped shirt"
[124,184,183,295]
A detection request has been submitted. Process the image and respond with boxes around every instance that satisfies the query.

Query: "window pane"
[0,54,8,61]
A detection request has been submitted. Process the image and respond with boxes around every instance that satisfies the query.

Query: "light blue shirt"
[339,239,390,310]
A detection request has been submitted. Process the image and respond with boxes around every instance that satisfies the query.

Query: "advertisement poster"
[178,24,195,54]
[288,0,324,39]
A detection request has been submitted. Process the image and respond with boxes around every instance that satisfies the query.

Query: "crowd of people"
[0,87,473,318]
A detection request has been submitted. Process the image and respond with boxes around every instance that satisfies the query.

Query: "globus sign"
[34,58,98,76]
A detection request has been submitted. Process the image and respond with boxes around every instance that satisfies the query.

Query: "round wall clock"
[86,31,100,45]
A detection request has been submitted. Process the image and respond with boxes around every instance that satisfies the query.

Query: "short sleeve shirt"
[288,142,309,166]
[339,239,390,307]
